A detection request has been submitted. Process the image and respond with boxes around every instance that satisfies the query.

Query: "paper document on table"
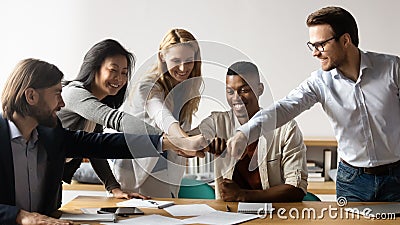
[237,202,273,214]
[164,204,216,216]
[80,207,100,214]
[117,199,174,208]
[181,211,259,224]
[60,213,116,222]
[102,214,184,225]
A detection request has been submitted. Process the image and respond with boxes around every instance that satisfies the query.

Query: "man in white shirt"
[228,6,400,202]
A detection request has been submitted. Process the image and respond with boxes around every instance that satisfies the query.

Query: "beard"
[321,48,346,71]
[30,101,58,128]
[322,60,339,71]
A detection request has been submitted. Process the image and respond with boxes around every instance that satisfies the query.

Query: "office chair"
[303,191,321,201]
[178,178,215,199]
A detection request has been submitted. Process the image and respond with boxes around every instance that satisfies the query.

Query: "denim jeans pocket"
[393,166,400,184]
[336,162,358,183]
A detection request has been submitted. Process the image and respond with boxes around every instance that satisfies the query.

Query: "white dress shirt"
[239,50,400,167]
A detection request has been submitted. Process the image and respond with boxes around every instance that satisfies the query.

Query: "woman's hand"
[163,134,208,158]
[111,188,150,200]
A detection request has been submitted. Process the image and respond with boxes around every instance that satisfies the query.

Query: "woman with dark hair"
[58,39,161,199]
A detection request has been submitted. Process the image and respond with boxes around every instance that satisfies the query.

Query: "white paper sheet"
[60,213,116,222]
[101,214,184,225]
[164,204,216,216]
[80,207,100,214]
[117,199,174,208]
[237,202,273,214]
[181,211,259,225]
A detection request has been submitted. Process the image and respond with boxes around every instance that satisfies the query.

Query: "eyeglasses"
[307,36,336,52]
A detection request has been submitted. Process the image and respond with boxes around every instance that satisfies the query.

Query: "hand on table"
[219,178,245,202]
[16,210,72,225]
[111,188,150,200]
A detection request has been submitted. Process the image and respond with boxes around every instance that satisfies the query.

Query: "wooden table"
[61,196,397,224]
[308,181,336,194]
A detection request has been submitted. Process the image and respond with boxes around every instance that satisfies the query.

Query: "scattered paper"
[237,202,273,214]
[101,214,184,225]
[164,204,216,216]
[182,211,259,225]
[117,199,174,208]
[60,213,116,222]
[80,207,100,214]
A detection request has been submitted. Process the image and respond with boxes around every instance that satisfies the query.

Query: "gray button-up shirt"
[9,120,47,212]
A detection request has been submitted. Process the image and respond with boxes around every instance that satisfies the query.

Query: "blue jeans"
[336,161,400,202]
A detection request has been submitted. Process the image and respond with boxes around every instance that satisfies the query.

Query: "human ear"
[342,33,352,47]
[24,88,39,105]
[159,52,165,62]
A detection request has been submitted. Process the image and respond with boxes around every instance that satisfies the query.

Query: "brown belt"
[340,159,400,176]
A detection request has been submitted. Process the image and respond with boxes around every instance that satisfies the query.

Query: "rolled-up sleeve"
[142,83,178,134]
[280,120,308,194]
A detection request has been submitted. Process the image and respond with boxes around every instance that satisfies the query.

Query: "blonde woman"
[114,29,202,197]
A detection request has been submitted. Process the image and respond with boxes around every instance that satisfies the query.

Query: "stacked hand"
[163,134,228,158]
[206,137,227,156]
[163,134,208,157]
[227,131,248,159]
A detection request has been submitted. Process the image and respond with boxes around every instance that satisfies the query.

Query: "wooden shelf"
[303,138,337,195]
[304,137,337,147]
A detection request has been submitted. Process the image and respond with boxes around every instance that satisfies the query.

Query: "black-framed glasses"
[307,36,336,52]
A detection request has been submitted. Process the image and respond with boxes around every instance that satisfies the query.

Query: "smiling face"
[92,54,128,99]
[309,24,346,71]
[32,82,65,127]
[226,74,261,124]
[161,45,195,86]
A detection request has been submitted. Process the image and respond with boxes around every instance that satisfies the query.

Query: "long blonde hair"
[148,28,202,125]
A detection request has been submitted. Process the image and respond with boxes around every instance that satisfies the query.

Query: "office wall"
[1,0,399,137]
